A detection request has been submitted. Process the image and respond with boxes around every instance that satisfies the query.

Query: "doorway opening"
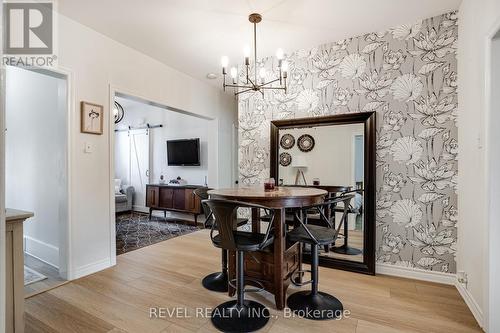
[5,66,69,297]
[486,27,500,333]
[112,92,215,255]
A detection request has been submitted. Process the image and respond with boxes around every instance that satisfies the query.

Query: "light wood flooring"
[24,254,67,298]
[320,229,364,262]
[25,230,482,333]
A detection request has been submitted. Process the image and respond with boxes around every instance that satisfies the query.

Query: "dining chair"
[331,189,364,255]
[287,195,354,320]
[204,199,275,333]
[194,188,249,292]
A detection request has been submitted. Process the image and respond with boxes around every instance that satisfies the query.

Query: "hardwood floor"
[320,229,364,262]
[25,230,482,333]
[24,254,67,298]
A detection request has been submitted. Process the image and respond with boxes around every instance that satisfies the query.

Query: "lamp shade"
[291,155,307,168]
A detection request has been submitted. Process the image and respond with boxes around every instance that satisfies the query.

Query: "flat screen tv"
[167,138,200,166]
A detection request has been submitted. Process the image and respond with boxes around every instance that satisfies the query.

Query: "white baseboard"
[455,281,484,329]
[376,263,456,285]
[72,258,113,280]
[132,205,148,213]
[24,235,59,269]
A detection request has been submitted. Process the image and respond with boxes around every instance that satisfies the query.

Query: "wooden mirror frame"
[270,112,376,275]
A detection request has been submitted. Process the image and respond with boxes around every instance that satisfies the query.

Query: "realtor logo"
[4,2,53,54]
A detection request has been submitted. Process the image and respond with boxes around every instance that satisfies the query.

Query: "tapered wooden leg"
[273,208,285,310]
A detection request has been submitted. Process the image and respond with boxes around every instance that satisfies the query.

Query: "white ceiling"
[58,0,461,86]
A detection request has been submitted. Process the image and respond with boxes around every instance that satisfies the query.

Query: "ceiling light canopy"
[220,13,288,97]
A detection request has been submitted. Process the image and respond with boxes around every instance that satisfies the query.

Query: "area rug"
[24,266,47,286]
[116,212,201,255]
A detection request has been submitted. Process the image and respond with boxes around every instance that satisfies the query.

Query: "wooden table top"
[208,186,327,208]
[282,184,352,193]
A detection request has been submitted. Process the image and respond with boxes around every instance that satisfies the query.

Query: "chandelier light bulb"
[259,67,266,84]
[220,56,229,68]
[259,67,266,78]
[282,61,289,79]
[220,13,287,97]
[281,61,289,73]
[276,48,284,60]
[244,45,251,58]
[230,67,238,79]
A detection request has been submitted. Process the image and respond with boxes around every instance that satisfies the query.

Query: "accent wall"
[238,12,458,273]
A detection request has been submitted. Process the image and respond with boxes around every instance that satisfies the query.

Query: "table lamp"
[291,155,308,185]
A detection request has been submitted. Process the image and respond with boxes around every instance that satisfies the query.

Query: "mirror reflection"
[278,123,365,263]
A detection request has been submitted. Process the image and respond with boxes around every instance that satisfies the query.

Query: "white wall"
[278,124,363,186]
[115,97,213,185]
[487,34,500,333]
[55,13,237,278]
[114,97,215,212]
[458,0,500,330]
[5,67,67,269]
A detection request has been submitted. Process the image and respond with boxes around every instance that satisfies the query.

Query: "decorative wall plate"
[279,152,292,166]
[280,134,295,150]
[298,134,315,152]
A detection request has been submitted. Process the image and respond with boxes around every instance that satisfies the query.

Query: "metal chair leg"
[211,251,270,332]
[332,216,362,255]
[287,244,344,320]
[202,249,229,292]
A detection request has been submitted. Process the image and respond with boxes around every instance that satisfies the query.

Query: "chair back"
[296,195,355,245]
[203,199,274,251]
[194,188,213,227]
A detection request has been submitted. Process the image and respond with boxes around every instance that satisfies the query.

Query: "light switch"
[84,142,93,153]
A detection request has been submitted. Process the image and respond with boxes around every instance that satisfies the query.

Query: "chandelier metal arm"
[224,83,257,89]
[259,78,281,87]
[247,76,257,89]
[221,13,288,97]
[259,86,286,90]
[235,87,258,96]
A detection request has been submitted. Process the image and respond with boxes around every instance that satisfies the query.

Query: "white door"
[129,130,150,212]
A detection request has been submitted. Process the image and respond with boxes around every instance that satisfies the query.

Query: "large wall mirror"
[270,112,376,274]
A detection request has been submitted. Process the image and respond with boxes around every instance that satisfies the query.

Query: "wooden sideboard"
[146,184,204,224]
[6,209,34,333]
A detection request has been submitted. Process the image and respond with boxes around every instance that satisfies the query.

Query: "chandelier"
[221,13,288,97]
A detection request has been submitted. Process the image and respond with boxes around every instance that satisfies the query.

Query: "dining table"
[207,186,327,310]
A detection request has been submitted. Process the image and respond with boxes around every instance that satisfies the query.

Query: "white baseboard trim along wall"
[23,236,59,269]
[73,258,112,280]
[376,263,456,285]
[132,205,149,214]
[455,281,484,329]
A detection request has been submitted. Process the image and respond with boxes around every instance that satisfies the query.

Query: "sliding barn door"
[129,129,151,212]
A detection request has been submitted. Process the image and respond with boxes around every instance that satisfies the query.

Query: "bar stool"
[286,195,354,320]
[332,189,363,255]
[194,188,249,292]
[204,199,275,333]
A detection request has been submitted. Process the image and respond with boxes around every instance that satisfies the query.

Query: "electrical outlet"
[457,271,468,285]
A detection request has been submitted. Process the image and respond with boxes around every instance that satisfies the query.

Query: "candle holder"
[264,178,276,191]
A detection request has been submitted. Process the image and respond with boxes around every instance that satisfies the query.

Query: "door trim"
[483,16,500,332]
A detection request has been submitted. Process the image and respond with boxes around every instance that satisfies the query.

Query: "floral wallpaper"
[238,12,458,273]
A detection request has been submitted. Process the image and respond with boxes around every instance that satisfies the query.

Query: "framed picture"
[81,101,104,135]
